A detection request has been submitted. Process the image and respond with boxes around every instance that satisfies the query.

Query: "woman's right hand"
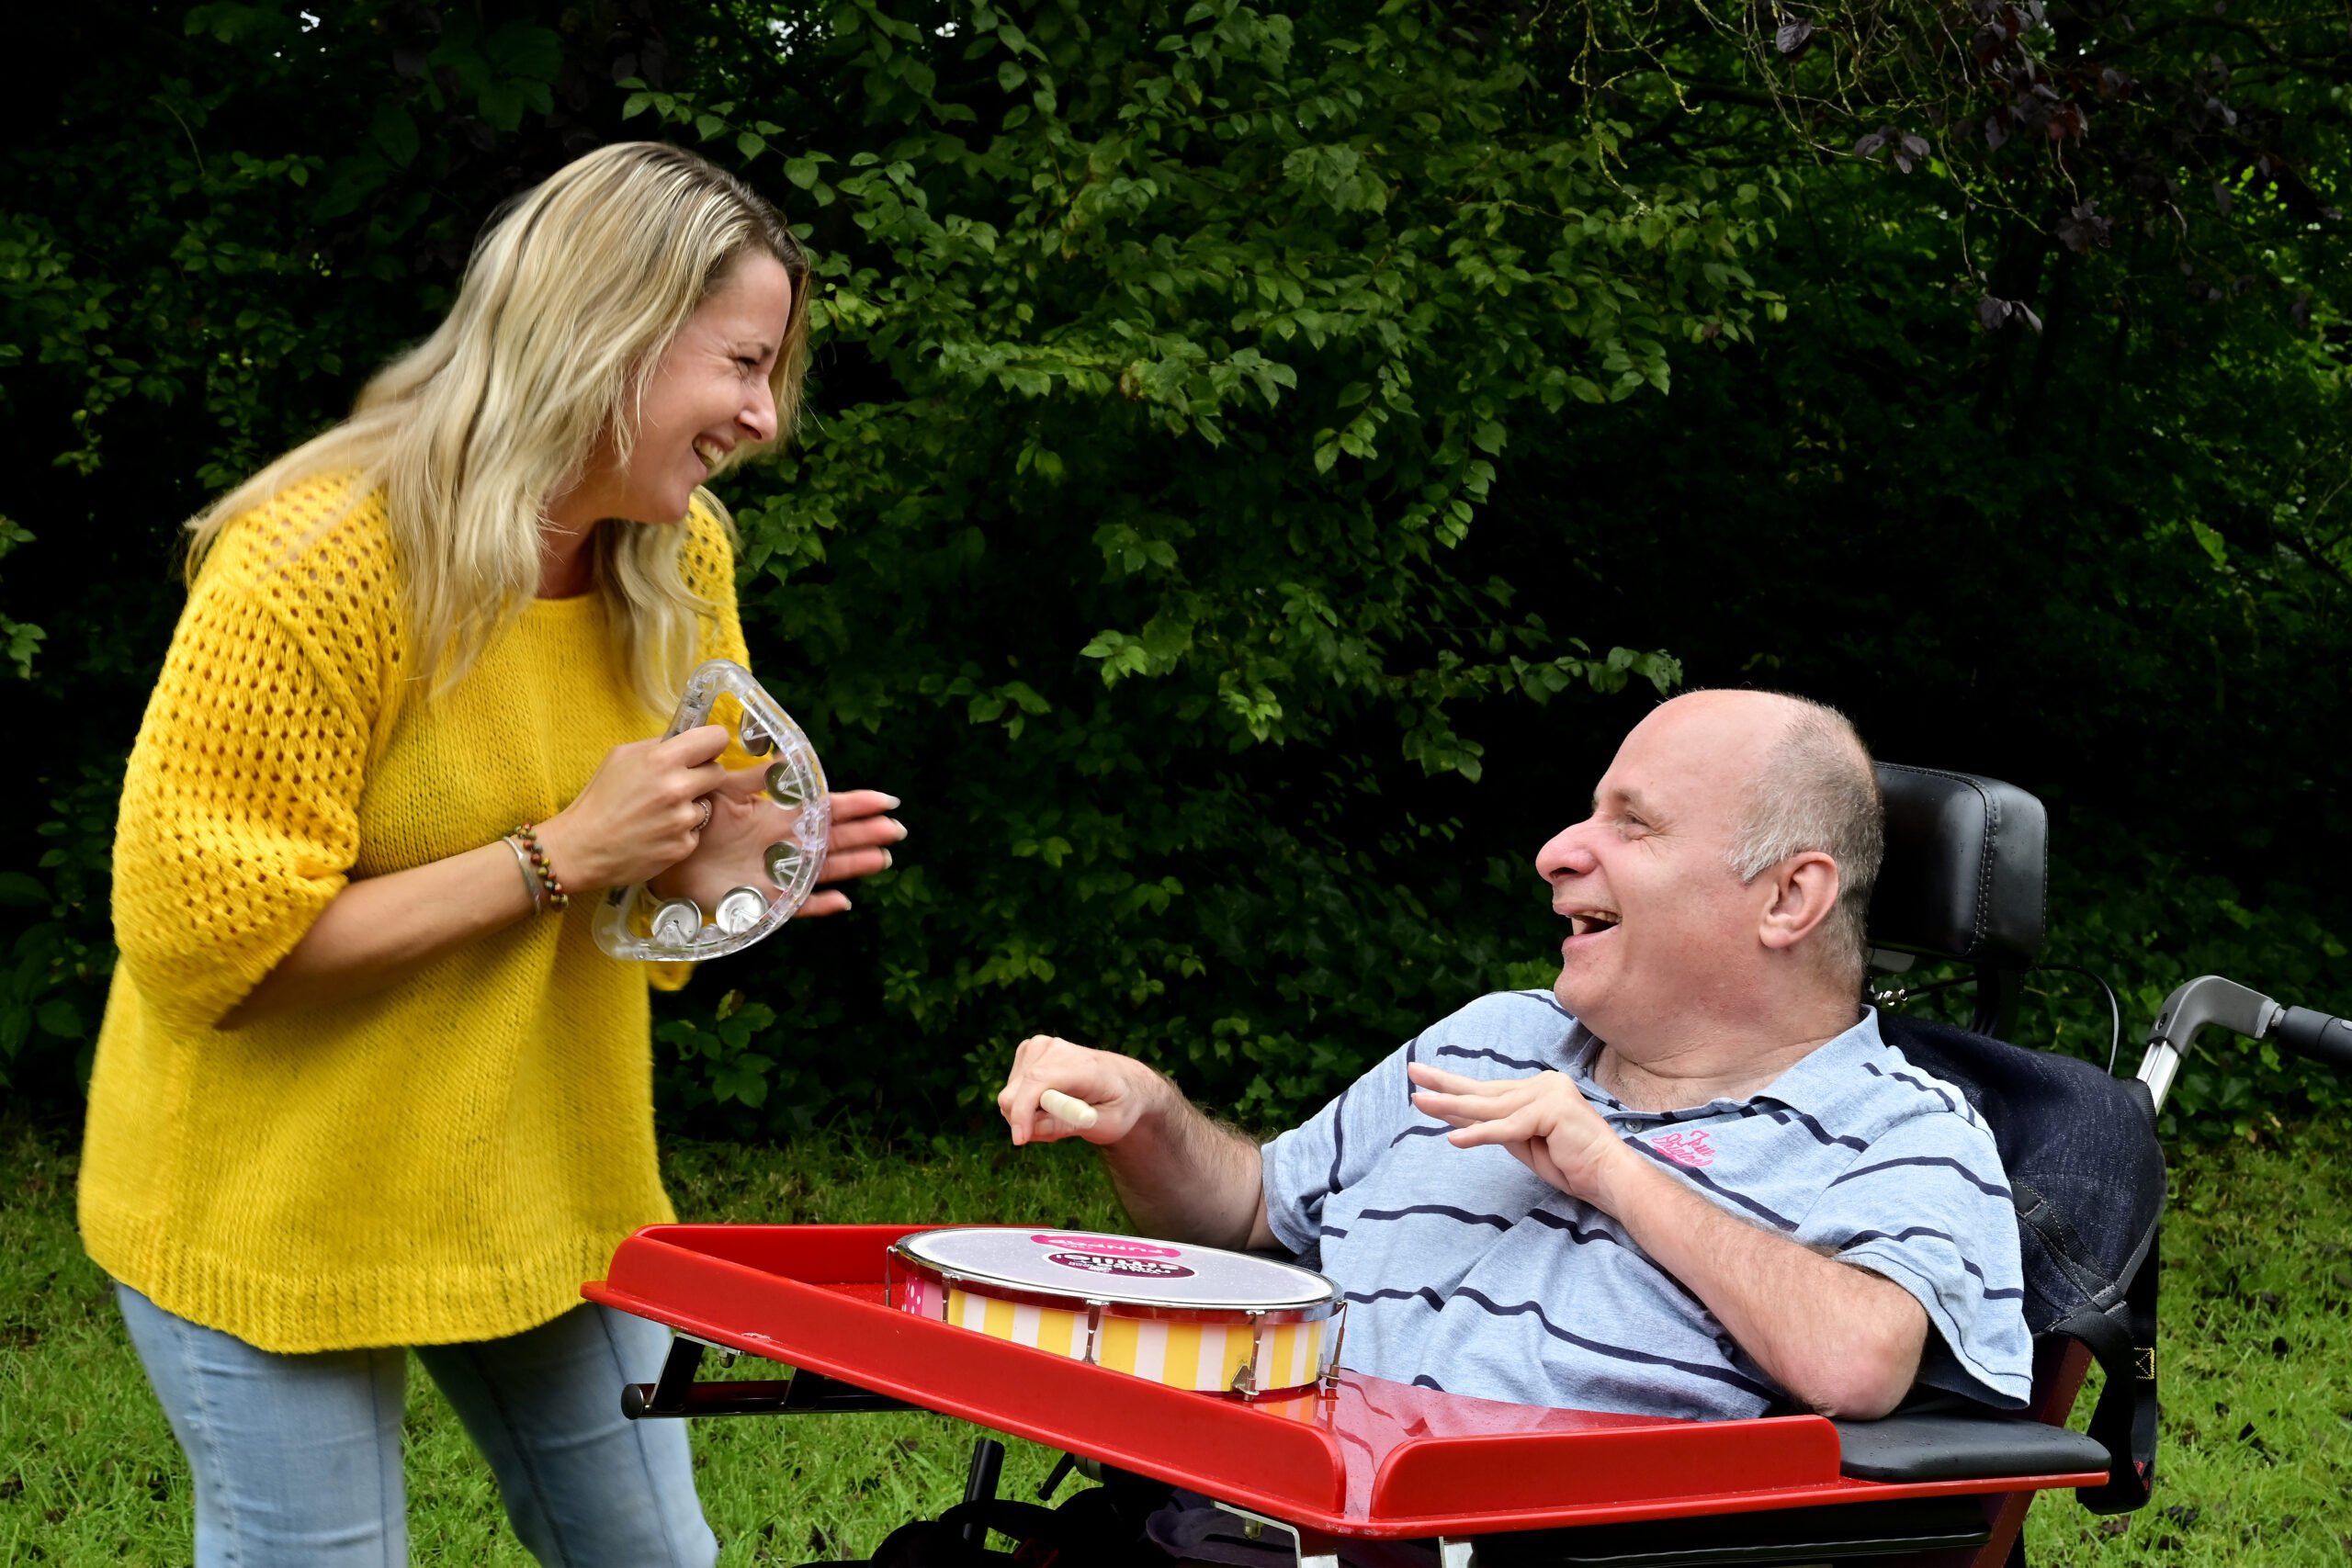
[532,725,731,897]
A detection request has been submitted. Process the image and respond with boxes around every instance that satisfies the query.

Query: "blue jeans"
[115,1283,719,1568]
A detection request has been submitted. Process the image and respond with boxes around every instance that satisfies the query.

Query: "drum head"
[592,660,831,962]
[894,1227,1336,1312]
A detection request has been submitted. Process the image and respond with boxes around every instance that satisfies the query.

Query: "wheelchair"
[584,764,2352,1566]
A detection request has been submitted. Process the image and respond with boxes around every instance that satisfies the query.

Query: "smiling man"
[998,691,2032,1422]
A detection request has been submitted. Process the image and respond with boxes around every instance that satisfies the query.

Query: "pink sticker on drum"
[1030,1235,1182,1258]
[1045,1251,1196,1280]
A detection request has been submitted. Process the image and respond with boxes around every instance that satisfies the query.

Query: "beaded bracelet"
[508,822,570,912]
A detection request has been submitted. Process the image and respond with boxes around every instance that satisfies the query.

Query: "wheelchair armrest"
[1833,1411,2110,1483]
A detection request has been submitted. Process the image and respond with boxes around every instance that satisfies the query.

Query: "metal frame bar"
[621,1334,914,1419]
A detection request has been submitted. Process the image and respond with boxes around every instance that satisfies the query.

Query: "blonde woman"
[77,142,902,1567]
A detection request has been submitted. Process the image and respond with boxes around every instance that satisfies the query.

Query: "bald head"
[1629,690,1826,781]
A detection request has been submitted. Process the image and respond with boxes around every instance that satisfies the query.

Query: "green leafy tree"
[1489,0,2352,1131]
[621,0,1791,1122]
[2,0,2345,1135]
[0,0,678,1101]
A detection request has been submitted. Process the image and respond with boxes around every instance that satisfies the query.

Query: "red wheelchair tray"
[584,1224,2106,1540]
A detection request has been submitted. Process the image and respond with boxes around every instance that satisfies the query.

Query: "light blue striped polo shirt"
[1259,991,2032,1418]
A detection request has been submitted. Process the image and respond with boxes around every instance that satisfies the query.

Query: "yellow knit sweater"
[79,474,749,1353]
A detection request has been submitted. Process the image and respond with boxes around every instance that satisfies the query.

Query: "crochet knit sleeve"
[111,491,394,1032]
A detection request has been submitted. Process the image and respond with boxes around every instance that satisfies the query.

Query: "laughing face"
[1533,694,1785,1045]
[571,250,796,525]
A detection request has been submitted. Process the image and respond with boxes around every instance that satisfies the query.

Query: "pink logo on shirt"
[1650,1130,1717,1168]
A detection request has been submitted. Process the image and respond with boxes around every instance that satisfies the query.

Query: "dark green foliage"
[0,0,685,1104]
[1,0,2346,1138]
[650,1,1765,1127]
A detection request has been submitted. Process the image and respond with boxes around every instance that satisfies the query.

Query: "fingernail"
[879,849,893,869]
[878,793,902,809]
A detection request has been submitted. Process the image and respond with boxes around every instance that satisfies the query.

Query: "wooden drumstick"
[1039,1089,1099,1130]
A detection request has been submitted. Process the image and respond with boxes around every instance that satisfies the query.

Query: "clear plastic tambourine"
[592,660,831,962]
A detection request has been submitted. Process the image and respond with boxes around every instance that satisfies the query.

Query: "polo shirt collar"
[1749,1007,1886,1119]
[1565,1007,1886,1122]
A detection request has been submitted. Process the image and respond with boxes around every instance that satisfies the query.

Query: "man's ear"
[1758,852,1842,953]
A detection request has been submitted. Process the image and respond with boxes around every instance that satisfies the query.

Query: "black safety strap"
[2010,1178,2158,1515]
[2067,1241,2159,1514]
[2013,1178,2132,1316]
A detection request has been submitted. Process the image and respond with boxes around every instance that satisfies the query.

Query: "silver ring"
[692,796,713,834]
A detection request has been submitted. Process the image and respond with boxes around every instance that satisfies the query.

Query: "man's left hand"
[1412,1059,1930,1416]
[1408,1062,1633,1206]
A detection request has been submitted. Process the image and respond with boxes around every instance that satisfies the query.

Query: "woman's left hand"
[797,789,904,917]
[643,787,903,919]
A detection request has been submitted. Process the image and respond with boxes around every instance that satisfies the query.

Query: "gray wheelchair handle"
[2136,975,2350,1111]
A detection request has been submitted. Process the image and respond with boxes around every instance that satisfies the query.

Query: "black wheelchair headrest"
[1867,764,2047,972]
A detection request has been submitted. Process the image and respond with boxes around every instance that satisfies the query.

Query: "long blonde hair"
[187,141,812,713]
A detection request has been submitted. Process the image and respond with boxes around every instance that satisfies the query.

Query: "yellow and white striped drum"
[888,1228,1343,1398]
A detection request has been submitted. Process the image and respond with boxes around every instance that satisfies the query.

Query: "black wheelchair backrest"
[1868,763,2050,1038]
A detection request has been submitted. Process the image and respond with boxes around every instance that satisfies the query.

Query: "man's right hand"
[997,1033,1274,1250]
[997,1034,1163,1146]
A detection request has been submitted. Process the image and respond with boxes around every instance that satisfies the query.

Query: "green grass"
[4,1121,2347,1565]
[2022,1127,2352,1567]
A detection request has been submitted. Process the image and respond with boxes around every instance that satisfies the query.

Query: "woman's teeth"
[694,438,726,468]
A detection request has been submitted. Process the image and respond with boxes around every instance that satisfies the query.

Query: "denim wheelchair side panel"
[1877,1012,2165,1513]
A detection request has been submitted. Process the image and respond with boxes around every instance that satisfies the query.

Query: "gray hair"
[1723,697,1883,989]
